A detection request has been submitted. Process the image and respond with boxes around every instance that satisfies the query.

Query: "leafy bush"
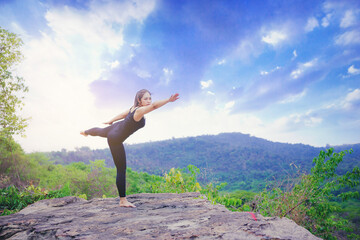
[0,183,73,216]
[255,148,360,240]
[148,164,252,212]
[150,165,203,193]
[213,190,257,212]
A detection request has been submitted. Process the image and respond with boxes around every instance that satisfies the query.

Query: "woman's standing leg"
[107,138,135,208]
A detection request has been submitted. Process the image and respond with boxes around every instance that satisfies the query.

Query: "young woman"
[80,89,179,207]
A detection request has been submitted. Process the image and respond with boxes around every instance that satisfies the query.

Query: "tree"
[0,26,28,138]
[0,27,29,188]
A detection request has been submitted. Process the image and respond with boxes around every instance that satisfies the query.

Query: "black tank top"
[121,107,145,141]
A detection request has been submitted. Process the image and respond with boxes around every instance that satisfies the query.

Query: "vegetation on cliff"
[1,147,359,239]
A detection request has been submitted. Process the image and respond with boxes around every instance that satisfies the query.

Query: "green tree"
[0,27,29,188]
[0,27,28,137]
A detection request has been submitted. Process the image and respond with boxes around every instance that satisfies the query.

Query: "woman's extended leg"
[107,138,135,208]
[81,125,113,138]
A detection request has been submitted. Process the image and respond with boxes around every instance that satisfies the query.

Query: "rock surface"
[0,192,320,240]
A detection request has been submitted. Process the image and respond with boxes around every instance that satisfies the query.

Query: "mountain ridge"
[45,132,360,191]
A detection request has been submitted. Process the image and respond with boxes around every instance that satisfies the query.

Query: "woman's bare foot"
[80,131,88,136]
[119,197,136,208]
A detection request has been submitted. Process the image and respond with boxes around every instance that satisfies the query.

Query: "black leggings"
[85,123,127,198]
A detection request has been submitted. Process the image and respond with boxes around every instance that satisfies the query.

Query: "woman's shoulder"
[131,106,145,115]
[130,106,138,113]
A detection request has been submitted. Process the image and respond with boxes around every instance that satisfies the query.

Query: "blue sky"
[1,0,359,152]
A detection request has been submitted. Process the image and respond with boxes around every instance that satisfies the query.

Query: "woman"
[80,89,179,207]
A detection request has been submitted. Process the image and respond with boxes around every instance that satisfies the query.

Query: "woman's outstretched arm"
[134,93,179,121]
[104,109,130,125]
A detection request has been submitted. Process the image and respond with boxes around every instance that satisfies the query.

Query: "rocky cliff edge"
[0,192,320,240]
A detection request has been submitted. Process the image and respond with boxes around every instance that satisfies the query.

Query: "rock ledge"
[0,192,320,239]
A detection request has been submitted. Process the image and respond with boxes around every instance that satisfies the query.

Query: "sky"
[1,0,360,152]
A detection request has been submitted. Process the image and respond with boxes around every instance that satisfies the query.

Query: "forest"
[1,27,360,240]
[45,132,360,192]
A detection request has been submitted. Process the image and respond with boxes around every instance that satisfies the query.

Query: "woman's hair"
[134,89,151,107]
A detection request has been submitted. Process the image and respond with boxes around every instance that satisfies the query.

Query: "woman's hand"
[169,93,180,102]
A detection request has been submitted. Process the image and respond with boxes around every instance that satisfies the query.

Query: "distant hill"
[44,132,360,191]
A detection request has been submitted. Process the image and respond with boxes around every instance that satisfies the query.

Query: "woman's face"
[139,92,152,106]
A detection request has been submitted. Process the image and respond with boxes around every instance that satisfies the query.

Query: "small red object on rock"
[247,212,257,221]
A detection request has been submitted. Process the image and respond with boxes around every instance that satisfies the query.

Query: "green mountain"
[45,132,360,191]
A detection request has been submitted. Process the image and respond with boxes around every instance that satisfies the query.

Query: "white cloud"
[234,38,262,62]
[290,69,302,79]
[92,0,156,24]
[303,60,315,67]
[348,65,360,75]
[335,30,360,45]
[260,66,281,76]
[207,91,215,96]
[225,101,235,109]
[45,8,124,51]
[200,79,213,89]
[342,89,360,110]
[293,50,297,58]
[279,89,307,104]
[321,14,332,27]
[160,67,173,85]
[290,58,318,79]
[305,17,319,32]
[44,0,156,53]
[320,88,360,112]
[345,89,360,101]
[108,60,120,69]
[217,59,226,65]
[340,10,358,28]
[291,50,297,61]
[133,67,151,78]
[262,31,287,46]
[273,112,323,132]
[323,1,341,12]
